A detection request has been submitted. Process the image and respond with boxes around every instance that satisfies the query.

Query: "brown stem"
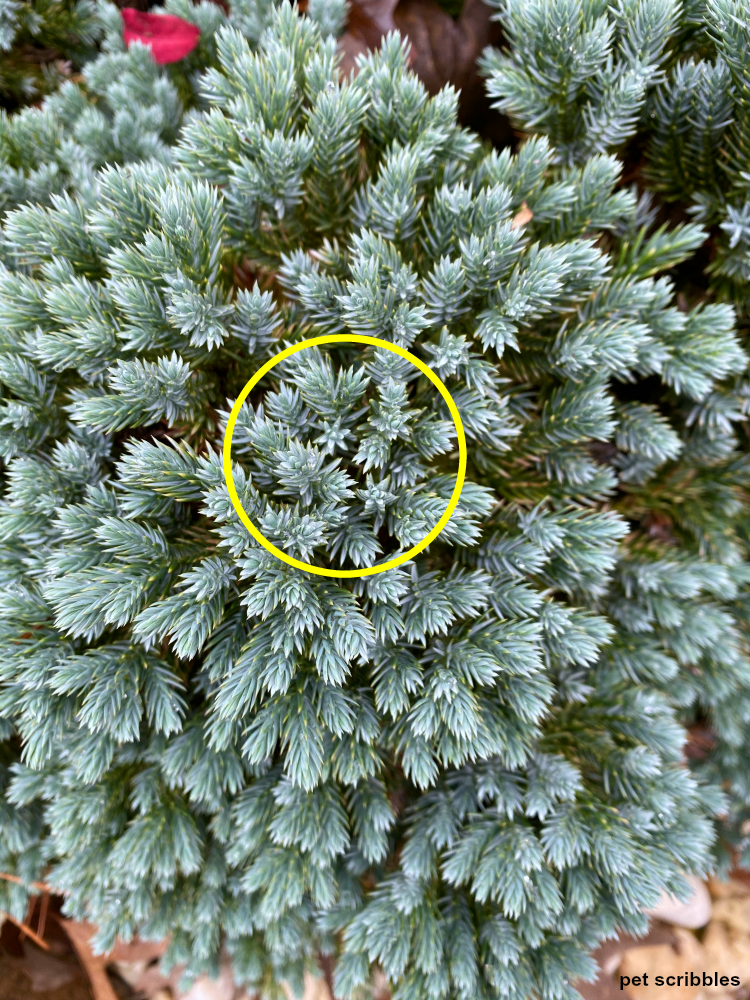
[4,913,50,952]
[37,891,50,941]
[318,952,337,998]
[18,893,36,942]
[0,870,51,892]
[61,920,120,1000]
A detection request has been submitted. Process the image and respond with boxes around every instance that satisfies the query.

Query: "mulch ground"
[0,911,94,1000]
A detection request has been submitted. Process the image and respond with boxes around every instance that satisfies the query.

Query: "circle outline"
[222,334,467,578]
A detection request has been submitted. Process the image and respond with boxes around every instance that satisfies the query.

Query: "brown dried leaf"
[61,920,119,1000]
[708,877,750,900]
[702,922,750,991]
[511,202,533,230]
[712,896,750,935]
[393,0,457,92]
[20,942,76,992]
[338,0,400,75]
[619,930,704,1000]
[348,0,401,44]
[684,724,716,760]
[340,0,509,142]
[644,874,712,929]
[389,0,504,94]
[336,30,370,78]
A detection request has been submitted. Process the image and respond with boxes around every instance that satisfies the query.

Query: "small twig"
[0,870,52,892]
[318,952,337,998]
[61,920,120,1000]
[37,890,49,941]
[18,894,36,942]
[4,913,51,952]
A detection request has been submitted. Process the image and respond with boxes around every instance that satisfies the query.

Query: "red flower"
[121,8,200,65]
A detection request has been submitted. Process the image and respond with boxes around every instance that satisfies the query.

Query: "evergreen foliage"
[645,0,750,312]
[0,0,347,219]
[480,0,750,313]
[0,0,100,109]
[479,0,683,165]
[0,3,749,999]
[480,0,750,876]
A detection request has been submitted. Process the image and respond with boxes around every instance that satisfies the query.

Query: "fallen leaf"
[121,8,201,65]
[393,0,508,137]
[684,724,715,760]
[61,920,119,1000]
[337,0,399,76]
[282,973,333,1000]
[708,877,750,900]
[644,875,712,929]
[108,934,167,964]
[348,0,400,44]
[619,930,704,1000]
[601,950,625,977]
[109,958,150,987]
[392,0,457,93]
[371,969,391,1000]
[702,922,750,992]
[337,30,370,77]
[339,0,510,140]
[712,896,750,935]
[20,941,76,992]
[176,964,236,1000]
[511,202,533,230]
[673,928,705,965]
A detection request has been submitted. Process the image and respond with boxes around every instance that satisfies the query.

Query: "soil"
[0,912,94,1000]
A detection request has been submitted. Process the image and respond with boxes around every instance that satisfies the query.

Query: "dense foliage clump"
[482,0,750,874]
[0,0,101,109]
[0,0,347,219]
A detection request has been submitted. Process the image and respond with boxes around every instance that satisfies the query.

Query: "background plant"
[480,0,750,876]
[0,0,101,110]
[0,0,348,221]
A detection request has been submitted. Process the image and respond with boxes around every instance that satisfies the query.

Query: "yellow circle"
[222,334,467,578]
